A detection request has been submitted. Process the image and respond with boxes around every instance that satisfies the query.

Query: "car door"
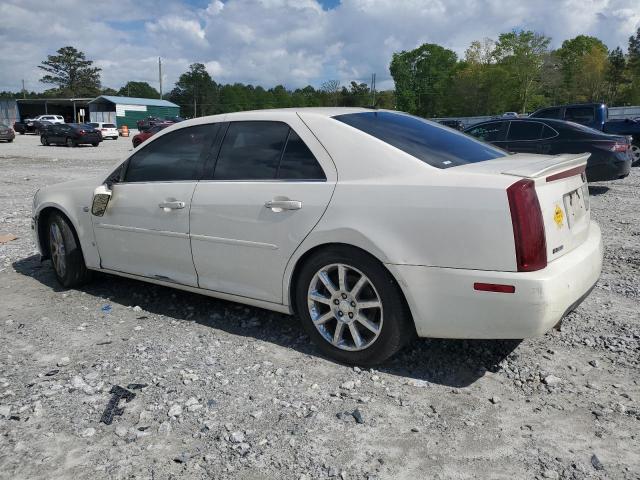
[504,120,544,153]
[92,123,219,287]
[50,124,66,143]
[190,115,337,304]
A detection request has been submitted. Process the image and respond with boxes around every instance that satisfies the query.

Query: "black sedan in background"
[464,118,632,181]
[40,123,102,147]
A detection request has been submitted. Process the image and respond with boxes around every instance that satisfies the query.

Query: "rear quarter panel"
[284,113,519,301]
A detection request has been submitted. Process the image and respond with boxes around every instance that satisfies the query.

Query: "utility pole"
[370,73,376,106]
[21,79,26,99]
[158,57,163,99]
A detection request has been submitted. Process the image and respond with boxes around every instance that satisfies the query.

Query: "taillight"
[506,179,547,272]
[607,142,629,152]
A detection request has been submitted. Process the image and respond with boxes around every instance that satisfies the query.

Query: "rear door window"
[277,130,326,180]
[507,121,543,141]
[465,122,506,142]
[124,124,218,182]
[334,111,506,168]
[565,106,595,124]
[213,121,290,180]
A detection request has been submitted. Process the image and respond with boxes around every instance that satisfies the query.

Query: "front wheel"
[295,247,414,366]
[41,136,48,146]
[47,212,91,288]
[92,142,99,147]
[66,137,76,148]
[631,142,640,167]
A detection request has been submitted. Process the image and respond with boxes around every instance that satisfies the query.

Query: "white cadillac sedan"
[32,108,603,365]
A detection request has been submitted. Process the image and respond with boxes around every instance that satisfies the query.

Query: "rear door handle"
[159,201,186,210]
[264,199,302,212]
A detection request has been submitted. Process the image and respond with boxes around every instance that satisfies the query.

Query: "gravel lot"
[0,133,638,480]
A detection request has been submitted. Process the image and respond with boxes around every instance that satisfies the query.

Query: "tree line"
[2,28,640,119]
[391,29,640,118]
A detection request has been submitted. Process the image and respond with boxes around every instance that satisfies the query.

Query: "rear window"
[565,106,595,124]
[334,111,506,169]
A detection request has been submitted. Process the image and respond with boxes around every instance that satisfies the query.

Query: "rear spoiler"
[502,153,590,180]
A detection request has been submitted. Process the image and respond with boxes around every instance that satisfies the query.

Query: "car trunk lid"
[455,153,591,265]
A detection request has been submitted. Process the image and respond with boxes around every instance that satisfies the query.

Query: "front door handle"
[264,199,302,212]
[159,201,186,210]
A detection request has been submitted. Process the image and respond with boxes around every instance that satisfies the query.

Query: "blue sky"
[1,0,638,93]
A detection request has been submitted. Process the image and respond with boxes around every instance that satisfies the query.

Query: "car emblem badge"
[554,205,564,228]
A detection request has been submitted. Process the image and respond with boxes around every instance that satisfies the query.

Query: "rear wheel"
[8,138,13,143]
[66,137,76,148]
[92,142,99,147]
[47,212,91,288]
[295,246,414,366]
[132,140,141,148]
[41,136,48,146]
[631,142,640,167]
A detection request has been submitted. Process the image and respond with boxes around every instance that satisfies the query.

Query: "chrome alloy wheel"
[49,223,66,277]
[307,263,383,351]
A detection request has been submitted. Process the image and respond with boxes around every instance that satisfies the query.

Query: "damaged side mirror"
[91,184,112,217]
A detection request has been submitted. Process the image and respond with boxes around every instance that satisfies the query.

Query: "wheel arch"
[36,205,81,260]
[286,242,415,332]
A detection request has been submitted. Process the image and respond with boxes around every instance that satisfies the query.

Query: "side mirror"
[91,184,112,217]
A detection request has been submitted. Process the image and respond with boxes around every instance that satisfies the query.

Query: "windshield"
[334,111,507,169]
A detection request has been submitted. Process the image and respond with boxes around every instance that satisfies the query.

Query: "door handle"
[264,199,302,212]
[158,201,186,210]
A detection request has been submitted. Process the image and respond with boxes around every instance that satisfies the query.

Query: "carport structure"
[16,98,93,123]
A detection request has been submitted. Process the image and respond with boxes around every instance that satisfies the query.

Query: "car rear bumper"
[0,132,15,140]
[387,220,603,339]
[587,156,631,181]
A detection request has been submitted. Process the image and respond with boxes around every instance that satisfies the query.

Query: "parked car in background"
[14,118,54,135]
[136,116,162,131]
[438,119,465,130]
[502,112,519,118]
[31,115,65,124]
[40,123,102,147]
[131,123,171,148]
[464,118,632,181]
[530,103,640,166]
[32,108,602,365]
[0,123,15,142]
[87,122,119,140]
[164,116,185,123]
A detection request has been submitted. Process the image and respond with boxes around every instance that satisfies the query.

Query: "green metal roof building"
[88,96,180,129]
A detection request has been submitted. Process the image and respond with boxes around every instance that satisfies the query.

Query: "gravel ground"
[0,134,638,480]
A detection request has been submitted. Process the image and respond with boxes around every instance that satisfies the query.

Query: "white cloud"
[0,0,638,93]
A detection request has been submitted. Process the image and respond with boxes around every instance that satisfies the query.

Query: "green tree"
[627,28,640,104]
[118,81,159,99]
[556,35,608,101]
[607,47,627,104]
[169,63,218,117]
[390,43,459,117]
[493,30,551,113]
[38,46,101,96]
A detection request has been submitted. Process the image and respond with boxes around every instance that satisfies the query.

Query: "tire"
[41,136,48,146]
[631,142,640,167]
[66,137,76,148]
[47,212,91,288]
[132,140,140,148]
[8,138,13,143]
[294,246,414,366]
[92,142,99,147]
